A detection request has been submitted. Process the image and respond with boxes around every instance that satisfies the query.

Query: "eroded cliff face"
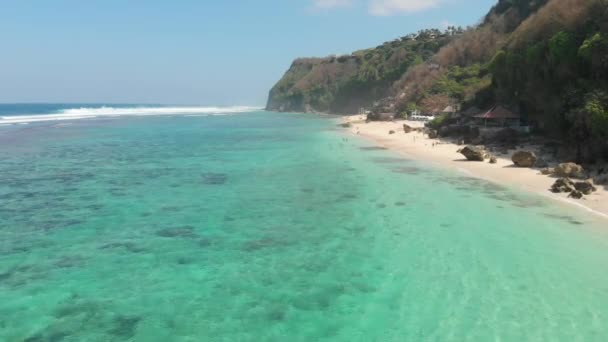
[266,30,456,114]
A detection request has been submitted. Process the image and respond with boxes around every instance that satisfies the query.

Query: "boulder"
[389,130,396,135]
[403,124,413,134]
[551,178,575,193]
[574,181,597,195]
[489,156,497,164]
[459,146,486,161]
[511,151,537,167]
[568,190,584,199]
[554,163,585,179]
[427,129,438,139]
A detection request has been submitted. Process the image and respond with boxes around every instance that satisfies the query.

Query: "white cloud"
[369,0,446,16]
[313,0,353,9]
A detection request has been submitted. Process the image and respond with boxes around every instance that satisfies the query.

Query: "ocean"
[1,104,608,341]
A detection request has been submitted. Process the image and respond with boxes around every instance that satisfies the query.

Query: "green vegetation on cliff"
[268,0,608,160]
[266,28,463,114]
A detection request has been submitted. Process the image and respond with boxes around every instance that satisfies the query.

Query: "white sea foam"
[0,106,262,125]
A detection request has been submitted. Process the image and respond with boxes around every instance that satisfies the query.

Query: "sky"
[0,0,497,106]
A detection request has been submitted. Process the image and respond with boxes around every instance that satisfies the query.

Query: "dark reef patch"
[109,315,141,339]
[198,238,213,248]
[371,157,409,164]
[359,146,388,151]
[391,167,421,174]
[99,242,147,253]
[24,331,70,342]
[201,173,228,185]
[340,193,358,200]
[54,256,87,269]
[241,238,289,252]
[394,201,407,207]
[156,226,198,239]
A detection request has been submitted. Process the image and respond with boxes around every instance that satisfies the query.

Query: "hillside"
[266,28,462,114]
[267,0,608,161]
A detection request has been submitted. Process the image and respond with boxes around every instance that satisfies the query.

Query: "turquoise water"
[1,111,608,341]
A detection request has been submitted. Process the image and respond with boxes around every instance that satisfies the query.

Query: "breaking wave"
[0,106,262,125]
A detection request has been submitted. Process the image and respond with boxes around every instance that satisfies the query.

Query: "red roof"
[475,106,520,119]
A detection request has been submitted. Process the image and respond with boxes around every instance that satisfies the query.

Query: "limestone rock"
[489,156,498,164]
[403,124,413,134]
[574,181,597,195]
[568,190,584,199]
[511,151,537,167]
[551,178,575,193]
[459,146,486,161]
[554,163,585,179]
[389,130,396,135]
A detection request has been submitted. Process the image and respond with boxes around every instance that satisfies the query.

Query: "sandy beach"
[343,115,608,220]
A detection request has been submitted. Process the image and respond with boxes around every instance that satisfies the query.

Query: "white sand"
[343,115,608,220]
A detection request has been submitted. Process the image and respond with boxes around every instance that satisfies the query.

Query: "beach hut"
[474,106,521,127]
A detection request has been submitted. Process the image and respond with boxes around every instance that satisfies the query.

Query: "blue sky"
[0,0,497,105]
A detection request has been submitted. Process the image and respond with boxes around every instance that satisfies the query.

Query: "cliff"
[267,0,608,161]
[266,29,460,114]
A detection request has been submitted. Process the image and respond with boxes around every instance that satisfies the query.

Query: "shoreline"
[341,115,608,221]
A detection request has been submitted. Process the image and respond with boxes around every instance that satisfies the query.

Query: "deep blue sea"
[1,104,608,341]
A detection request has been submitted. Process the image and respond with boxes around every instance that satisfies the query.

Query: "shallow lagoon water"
[1,111,608,341]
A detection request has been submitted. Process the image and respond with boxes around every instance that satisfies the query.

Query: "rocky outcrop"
[551,178,575,193]
[459,146,486,161]
[489,156,498,164]
[511,151,537,167]
[574,181,597,195]
[569,190,584,199]
[550,178,595,199]
[554,163,585,179]
[403,124,413,133]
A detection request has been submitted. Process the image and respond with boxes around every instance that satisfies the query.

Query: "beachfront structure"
[474,106,521,127]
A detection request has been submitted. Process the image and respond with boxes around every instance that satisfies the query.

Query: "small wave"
[0,106,262,125]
